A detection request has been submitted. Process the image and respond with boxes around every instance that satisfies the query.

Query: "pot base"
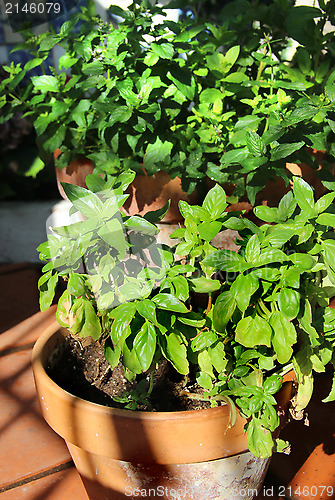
[69,442,270,500]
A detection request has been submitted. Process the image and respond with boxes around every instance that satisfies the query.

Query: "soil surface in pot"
[47,332,211,412]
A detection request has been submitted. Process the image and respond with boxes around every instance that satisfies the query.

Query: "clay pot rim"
[32,322,295,463]
[32,322,235,421]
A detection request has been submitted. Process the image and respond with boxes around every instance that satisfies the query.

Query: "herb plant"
[1,0,335,201]
[37,170,335,459]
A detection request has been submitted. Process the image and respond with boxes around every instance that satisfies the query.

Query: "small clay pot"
[32,323,294,500]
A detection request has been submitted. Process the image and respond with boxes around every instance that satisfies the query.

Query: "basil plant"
[38,171,335,459]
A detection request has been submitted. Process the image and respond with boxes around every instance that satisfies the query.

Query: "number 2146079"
[278,486,334,497]
[5,3,61,15]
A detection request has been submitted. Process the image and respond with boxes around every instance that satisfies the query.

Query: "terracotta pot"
[32,323,294,500]
[257,149,329,209]
[54,149,95,200]
[54,151,197,224]
[122,169,197,223]
[218,149,333,216]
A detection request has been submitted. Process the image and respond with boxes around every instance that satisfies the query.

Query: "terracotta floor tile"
[0,265,42,334]
[287,442,335,500]
[267,372,335,497]
[0,466,88,500]
[0,307,57,355]
[0,349,71,487]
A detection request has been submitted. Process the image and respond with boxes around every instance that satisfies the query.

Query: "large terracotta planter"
[54,151,196,224]
[122,170,197,223]
[32,323,294,500]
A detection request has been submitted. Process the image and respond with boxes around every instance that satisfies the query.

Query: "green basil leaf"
[191,330,218,352]
[133,321,156,371]
[124,216,159,235]
[98,218,127,259]
[315,192,335,214]
[198,220,222,241]
[122,338,142,375]
[136,299,157,325]
[189,276,221,293]
[110,302,136,346]
[231,273,259,312]
[202,249,250,272]
[289,253,315,271]
[166,331,189,374]
[56,290,72,328]
[316,213,335,227]
[253,205,279,223]
[61,183,103,217]
[144,201,171,224]
[203,184,227,219]
[278,288,300,320]
[144,138,173,170]
[81,300,101,340]
[262,225,296,247]
[270,311,297,364]
[152,293,188,313]
[263,374,283,395]
[104,338,121,370]
[246,418,274,458]
[282,268,301,289]
[31,75,59,93]
[236,316,272,348]
[213,291,236,333]
[68,273,85,297]
[166,66,196,100]
[39,272,58,311]
[69,296,84,334]
[246,131,266,156]
[223,217,245,230]
[298,223,314,244]
[277,191,297,221]
[270,141,304,161]
[257,248,288,266]
[151,42,174,59]
[245,234,261,264]
[292,176,316,215]
[178,312,206,328]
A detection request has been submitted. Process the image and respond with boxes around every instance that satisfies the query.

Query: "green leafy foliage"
[2,0,335,200]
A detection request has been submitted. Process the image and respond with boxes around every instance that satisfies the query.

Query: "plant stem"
[257,299,271,318]
[147,371,154,396]
[205,293,212,315]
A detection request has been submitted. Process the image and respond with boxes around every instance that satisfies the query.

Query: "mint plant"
[1,0,335,201]
[37,172,335,459]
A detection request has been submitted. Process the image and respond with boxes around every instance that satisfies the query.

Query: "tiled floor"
[0,263,334,499]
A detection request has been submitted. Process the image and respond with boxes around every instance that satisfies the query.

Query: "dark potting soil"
[47,330,211,412]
